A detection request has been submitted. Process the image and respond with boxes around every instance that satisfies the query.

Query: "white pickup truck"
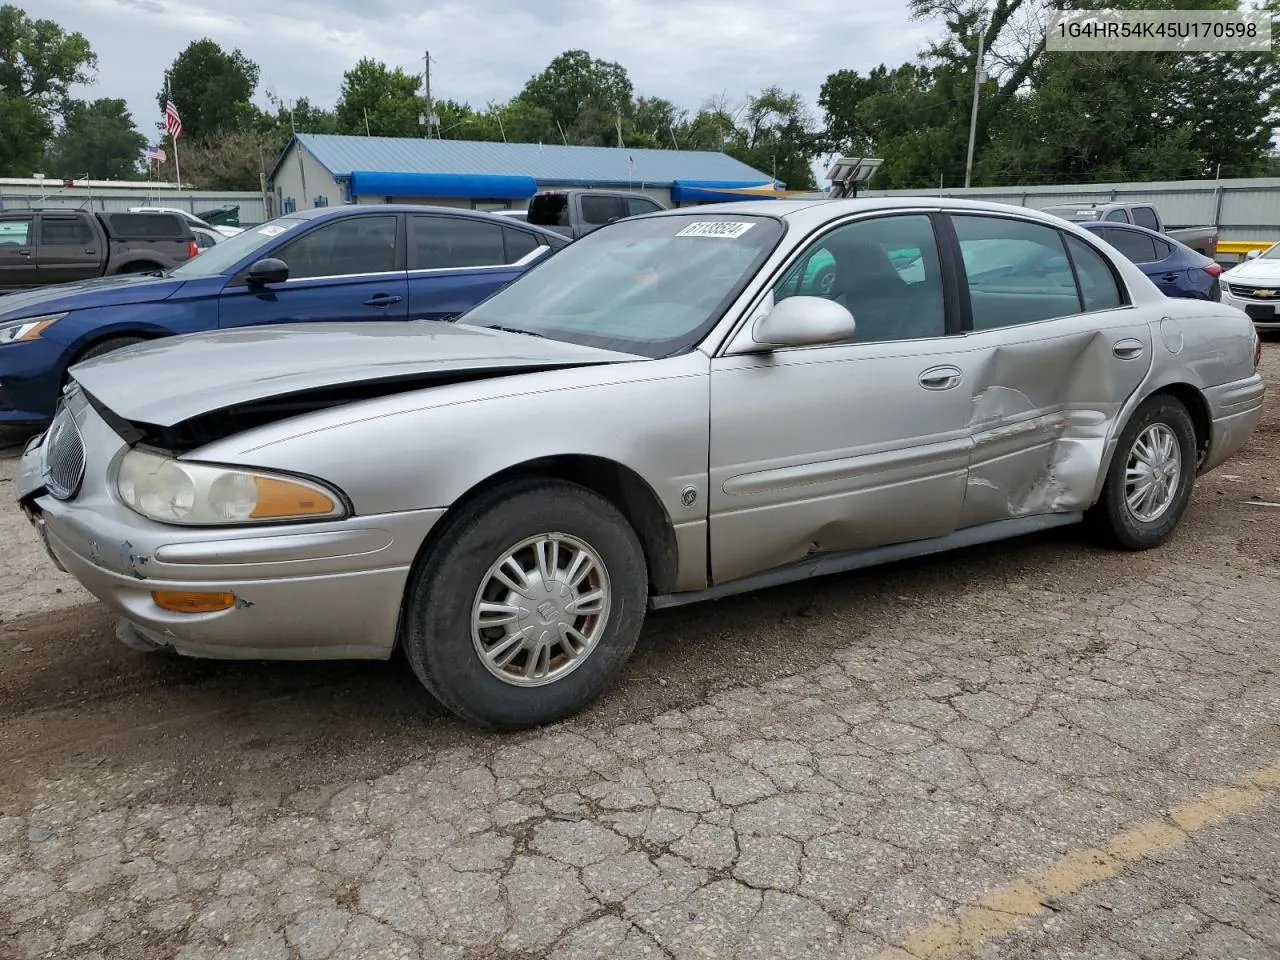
[1040,202,1218,259]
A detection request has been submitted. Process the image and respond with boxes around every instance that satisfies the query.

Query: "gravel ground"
[1,348,1277,960]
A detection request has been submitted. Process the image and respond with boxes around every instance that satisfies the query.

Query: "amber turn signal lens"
[151,590,237,613]
[250,476,336,520]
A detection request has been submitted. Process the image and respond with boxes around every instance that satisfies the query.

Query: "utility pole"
[964,21,986,189]
[423,51,434,139]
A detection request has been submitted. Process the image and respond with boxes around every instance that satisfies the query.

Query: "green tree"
[516,49,634,144]
[158,39,259,141]
[725,87,819,188]
[0,92,49,175]
[45,98,145,179]
[335,58,423,137]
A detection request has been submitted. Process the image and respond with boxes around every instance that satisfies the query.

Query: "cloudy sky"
[43,0,938,145]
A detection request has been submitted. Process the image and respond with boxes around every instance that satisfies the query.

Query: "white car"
[1220,242,1280,333]
[128,207,244,238]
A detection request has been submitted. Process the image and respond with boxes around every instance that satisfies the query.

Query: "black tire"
[75,336,149,364]
[1086,394,1197,550]
[402,478,648,730]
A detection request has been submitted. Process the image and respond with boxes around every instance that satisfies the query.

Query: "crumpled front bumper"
[17,392,444,661]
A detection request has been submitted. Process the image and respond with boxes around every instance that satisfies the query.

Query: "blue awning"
[670,179,781,204]
[348,170,538,200]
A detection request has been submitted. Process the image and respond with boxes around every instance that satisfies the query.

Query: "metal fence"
[863,176,1280,246]
[0,180,268,226]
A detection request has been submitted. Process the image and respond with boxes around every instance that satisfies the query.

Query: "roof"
[273,133,776,189]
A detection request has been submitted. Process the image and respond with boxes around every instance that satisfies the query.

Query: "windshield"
[1260,242,1280,260]
[458,213,785,357]
[167,217,306,278]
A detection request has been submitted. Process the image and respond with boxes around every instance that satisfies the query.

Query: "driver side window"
[770,214,946,344]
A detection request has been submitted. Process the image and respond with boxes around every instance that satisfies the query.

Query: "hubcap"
[471,533,611,687]
[1124,423,1181,523]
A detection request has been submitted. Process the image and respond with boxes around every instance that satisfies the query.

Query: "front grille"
[43,407,86,500]
[1228,282,1280,301]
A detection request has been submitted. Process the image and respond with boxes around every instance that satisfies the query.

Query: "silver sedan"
[14,198,1265,729]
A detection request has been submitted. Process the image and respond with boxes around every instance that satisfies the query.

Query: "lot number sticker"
[676,221,755,239]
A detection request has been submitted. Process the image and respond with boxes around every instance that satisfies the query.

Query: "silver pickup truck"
[1041,202,1219,259]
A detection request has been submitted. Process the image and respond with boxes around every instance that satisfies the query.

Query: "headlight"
[0,313,66,345]
[116,448,348,525]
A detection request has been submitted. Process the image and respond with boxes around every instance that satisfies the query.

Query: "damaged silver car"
[15,199,1265,729]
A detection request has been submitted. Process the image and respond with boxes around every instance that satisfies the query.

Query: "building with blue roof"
[267,133,784,214]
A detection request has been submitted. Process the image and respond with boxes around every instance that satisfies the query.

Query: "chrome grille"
[1228,282,1280,300]
[43,406,85,501]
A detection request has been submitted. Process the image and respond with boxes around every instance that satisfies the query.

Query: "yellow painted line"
[866,762,1280,960]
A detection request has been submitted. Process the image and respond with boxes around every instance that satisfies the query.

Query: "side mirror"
[1245,248,1262,260]
[246,257,289,286]
[751,295,856,350]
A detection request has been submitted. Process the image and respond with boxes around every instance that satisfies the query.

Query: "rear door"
[217,213,409,328]
[0,216,40,290]
[1099,227,1179,295]
[34,214,102,286]
[406,215,550,321]
[946,213,1150,527]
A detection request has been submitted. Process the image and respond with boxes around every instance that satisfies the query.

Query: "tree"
[516,49,634,144]
[724,87,819,189]
[158,39,259,141]
[168,129,273,190]
[335,58,423,137]
[45,98,145,179]
[0,5,95,175]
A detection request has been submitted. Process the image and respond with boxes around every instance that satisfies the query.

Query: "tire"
[75,336,149,364]
[1087,394,1197,550]
[402,478,648,730]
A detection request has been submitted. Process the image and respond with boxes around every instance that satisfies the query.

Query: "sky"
[42,0,939,156]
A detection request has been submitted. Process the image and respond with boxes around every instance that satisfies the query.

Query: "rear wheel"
[401,478,648,729]
[1087,394,1197,550]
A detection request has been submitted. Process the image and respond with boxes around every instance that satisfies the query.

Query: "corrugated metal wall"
[0,183,268,225]
[863,177,1280,243]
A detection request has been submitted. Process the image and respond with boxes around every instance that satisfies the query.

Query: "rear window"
[102,212,188,239]
[528,194,570,227]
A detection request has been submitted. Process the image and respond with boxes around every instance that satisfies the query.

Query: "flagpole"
[166,74,182,189]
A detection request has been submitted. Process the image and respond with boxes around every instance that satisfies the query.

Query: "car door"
[217,213,408,328]
[1099,227,1179,296]
[406,215,549,321]
[946,213,1151,528]
[0,216,40,290]
[35,214,102,286]
[708,212,976,585]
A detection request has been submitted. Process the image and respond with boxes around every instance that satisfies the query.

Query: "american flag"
[163,97,183,139]
[146,144,166,163]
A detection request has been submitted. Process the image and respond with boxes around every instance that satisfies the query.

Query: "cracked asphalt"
[1,347,1278,960]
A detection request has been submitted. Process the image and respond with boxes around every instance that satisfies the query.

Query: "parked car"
[526,189,667,239]
[1041,202,1218,258]
[15,199,1263,729]
[1079,221,1222,300]
[0,205,568,423]
[0,209,197,292]
[190,224,224,252]
[1219,240,1280,333]
[129,206,244,238]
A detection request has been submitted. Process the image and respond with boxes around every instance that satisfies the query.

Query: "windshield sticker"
[257,224,289,237]
[675,221,756,239]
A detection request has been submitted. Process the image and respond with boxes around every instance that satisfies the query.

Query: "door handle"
[918,365,963,390]
[17,249,30,258]
[1113,338,1144,360]
[85,249,96,254]
[364,294,403,307]
[1161,273,1179,282]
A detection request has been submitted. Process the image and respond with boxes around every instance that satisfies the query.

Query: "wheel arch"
[1093,380,1211,505]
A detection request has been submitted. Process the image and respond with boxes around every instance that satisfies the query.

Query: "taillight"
[1204,262,1223,277]
[188,240,199,259]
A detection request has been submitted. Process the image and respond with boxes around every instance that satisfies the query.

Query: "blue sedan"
[0,205,567,423]
[1079,221,1222,301]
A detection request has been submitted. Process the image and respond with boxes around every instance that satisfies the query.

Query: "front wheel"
[402,478,648,729]
[1087,394,1197,550]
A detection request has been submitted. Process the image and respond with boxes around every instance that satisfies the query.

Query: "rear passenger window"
[952,215,1080,330]
[580,195,623,226]
[626,197,661,217]
[1103,228,1159,264]
[1132,207,1160,231]
[1064,235,1124,311]
[412,216,505,269]
[502,227,539,264]
[39,218,94,247]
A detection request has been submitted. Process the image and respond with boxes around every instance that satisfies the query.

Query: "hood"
[70,320,643,428]
[1223,259,1280,285]
[0,273,186,319]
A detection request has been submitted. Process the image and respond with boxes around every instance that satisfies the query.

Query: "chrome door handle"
[364,294,403,307]
[1113,338,1144,360]
[919,365,963,390]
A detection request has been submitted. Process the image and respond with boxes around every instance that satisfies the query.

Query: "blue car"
[0,205,568,423]
[1079,221,1222,301]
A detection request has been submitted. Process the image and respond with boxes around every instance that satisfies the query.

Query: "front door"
[35,214,102,286]
[0,216,39,290]
[946,213,1152,527]
[217,213,409,328]
[708,212,975,585]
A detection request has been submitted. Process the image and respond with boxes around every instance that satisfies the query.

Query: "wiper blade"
[479,324,547,339]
